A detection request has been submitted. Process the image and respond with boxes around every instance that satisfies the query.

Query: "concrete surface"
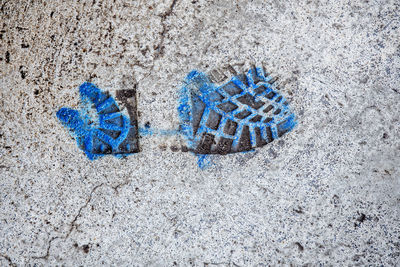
[1,0,400,265]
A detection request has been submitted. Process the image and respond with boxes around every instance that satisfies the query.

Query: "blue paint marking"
[138,127,180,137]
[57,82,138,160]
[197,154,213,170]
[57,67,296,170]
[178,66,297,165]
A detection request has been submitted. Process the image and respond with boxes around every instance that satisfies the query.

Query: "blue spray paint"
[138,127,180,137]
[57,82,139,160]
[197,154,213,170]
[57,67,297,169]
[178,66,297,167]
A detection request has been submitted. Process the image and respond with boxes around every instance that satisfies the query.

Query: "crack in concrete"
[64,183,106,240]
[32,236,58,260]
[112,179,131,194]
[31,181,131,260]
[138,0,178,85]
[153,0,178,60]
[204,262,241,267]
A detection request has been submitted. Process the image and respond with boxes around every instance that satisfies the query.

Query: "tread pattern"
[57,82,139,159]
[180,66,296,154]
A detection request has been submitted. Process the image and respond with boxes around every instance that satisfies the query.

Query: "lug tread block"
[196,133,215,154]
[237,125,252,152]
[265,126,273,142]
[237,94,265,110]
[221,81,243,96]
[274,109,282,115]
[97,98,120,115]
[104,115,124,127]
[206,110,222,130]
[118,127,139,153]
[235,110,252,119]
[251,68,264,84]
[100,128,121,139]
[263,105,273,113]
[91,137,113,154]
[264,117,273,123]
[265,91,276,99]
[254,85,268,95]
[217,101,238,113]
[114,88,139,154]
[209,69,227,83]
[224,119,238,136]
[250,115,263,122]
[255,127,267,147]
[216,137,233,154]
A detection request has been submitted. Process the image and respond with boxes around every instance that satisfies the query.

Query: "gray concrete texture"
[1,0,400,265]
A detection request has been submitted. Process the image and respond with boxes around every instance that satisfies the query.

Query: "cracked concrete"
[32,181,131,260]
[153,0,178,60]
[1,0,400,265]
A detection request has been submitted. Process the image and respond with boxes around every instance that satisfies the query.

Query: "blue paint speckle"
[197,154,213,170]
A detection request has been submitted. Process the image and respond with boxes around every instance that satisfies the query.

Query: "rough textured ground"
[1,0,400,266]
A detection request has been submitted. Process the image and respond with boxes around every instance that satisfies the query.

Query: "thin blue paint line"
[138,127,181,137]
[217,116,229,133]
[270,124,279,140]
[249,126,257,148]
[259,125,267,141]
[231,122,244,149]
